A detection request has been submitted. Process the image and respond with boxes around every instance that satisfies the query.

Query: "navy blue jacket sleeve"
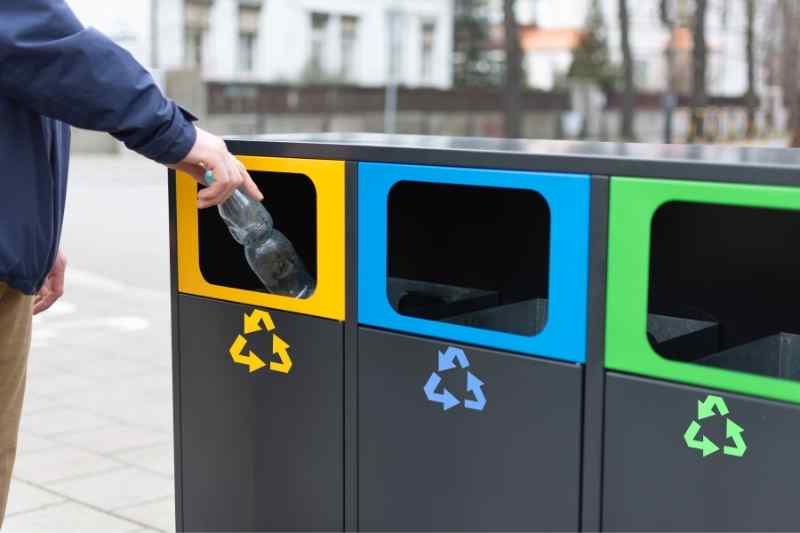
[0,0,196,165]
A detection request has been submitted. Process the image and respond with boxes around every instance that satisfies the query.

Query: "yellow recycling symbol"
[228,309,293,375]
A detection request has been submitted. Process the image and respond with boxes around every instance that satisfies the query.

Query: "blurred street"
[3,153,175,532]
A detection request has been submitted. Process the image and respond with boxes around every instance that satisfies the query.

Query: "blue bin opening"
[358,162,591,363]
[386,181,550,336]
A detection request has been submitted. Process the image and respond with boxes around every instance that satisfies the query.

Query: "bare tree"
[744,0,757,138]
[689,0,708,142]
[782,0,800,146]
[660,0,677,143]
[619,0,635,140]
[503,0,523,138]
[453,0,496,87]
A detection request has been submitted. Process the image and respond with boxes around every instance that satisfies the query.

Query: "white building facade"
[68,0,454,89]
[203,0,454,88]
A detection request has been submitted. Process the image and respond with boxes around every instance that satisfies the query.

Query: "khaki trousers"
[0,283,32,527]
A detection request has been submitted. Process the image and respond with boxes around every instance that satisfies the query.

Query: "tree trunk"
[503,0,523,138]
[660,0,676,143]
[689,0,708,142]
[782,0,800,146]
[618,0,635,140]
[745,0,757,138]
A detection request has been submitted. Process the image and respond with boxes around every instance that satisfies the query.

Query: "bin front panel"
[606,177,800,404]
[176,155,345,320]
[603,372,800,532]
[358,327,582,531]
[358,162,591,362]
[177,295,343,532]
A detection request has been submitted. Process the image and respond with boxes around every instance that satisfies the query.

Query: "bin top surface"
[225,133,800,186]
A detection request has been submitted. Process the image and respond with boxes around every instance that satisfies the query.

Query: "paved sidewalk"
[3,153,176,532]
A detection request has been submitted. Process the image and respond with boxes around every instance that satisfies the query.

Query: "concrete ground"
[4,152,176,532]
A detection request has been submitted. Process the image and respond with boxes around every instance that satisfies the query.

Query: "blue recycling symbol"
[423,346,487,412]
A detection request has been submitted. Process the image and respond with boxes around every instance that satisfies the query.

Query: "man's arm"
[0,0,193,164]
[0,0,262,206]
[1,0,265,313]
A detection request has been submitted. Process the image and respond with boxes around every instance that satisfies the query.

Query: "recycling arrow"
[227,309,294,376]
[270,334,293,374]
[229,334,267,373]
[724,419,747,457]
[438,346,470,371]
[464,371,486,411]
[683,394,746,459]
[698,394,729,420]
[244,309,275,334]
[683,420,719,457]
[424,372,459,410]
[424,346,486,413]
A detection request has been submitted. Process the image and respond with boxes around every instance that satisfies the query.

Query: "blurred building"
[497,25,584,91]
[66,0,154,66]
[68,0,453,89]
[488,0,758,97]
[207,0,453,88]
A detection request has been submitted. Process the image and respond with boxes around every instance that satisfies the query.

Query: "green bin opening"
[647,201,800,382]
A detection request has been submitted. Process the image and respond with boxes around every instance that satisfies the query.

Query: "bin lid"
[225,133,800,187]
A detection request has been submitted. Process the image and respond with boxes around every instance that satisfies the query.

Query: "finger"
[198,182,228,207]
[34,294,57,314]
[33,286,54,315]
[238,161,263,201]
[218,156,241,204]
[51,262,65,299]
[197,158,229,206]
[228,155,245,190]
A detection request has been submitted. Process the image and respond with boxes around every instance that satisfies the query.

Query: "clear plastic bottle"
[204,170,315,298]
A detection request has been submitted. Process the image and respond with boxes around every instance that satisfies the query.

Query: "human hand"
[33,251,67,315]
[173,126,263,208]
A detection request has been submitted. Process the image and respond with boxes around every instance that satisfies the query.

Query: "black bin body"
[358,328,582,532]
[176,295,343,531]
[603,373,800,532]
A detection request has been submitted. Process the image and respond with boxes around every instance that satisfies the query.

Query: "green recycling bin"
[603,176,800,531]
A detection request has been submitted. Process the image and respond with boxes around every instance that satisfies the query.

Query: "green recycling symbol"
[683,394,747,458]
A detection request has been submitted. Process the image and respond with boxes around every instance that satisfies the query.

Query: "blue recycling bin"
[356,162,591,531]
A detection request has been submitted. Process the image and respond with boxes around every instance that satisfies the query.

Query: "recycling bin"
[170,154,346,531]
[169,132,800,532]
[357,162,592,531]
[603,177,800,531]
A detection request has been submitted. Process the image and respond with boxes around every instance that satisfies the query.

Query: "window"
[239,33,256,72]
[238,4,260,73]
[309,12,330,80]
[185,30,204,69]
[184,1,210,69]
[340,16,359,81]
[421,21,436,85]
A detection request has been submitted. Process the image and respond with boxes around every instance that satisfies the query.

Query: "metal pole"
[664,41,675,144]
